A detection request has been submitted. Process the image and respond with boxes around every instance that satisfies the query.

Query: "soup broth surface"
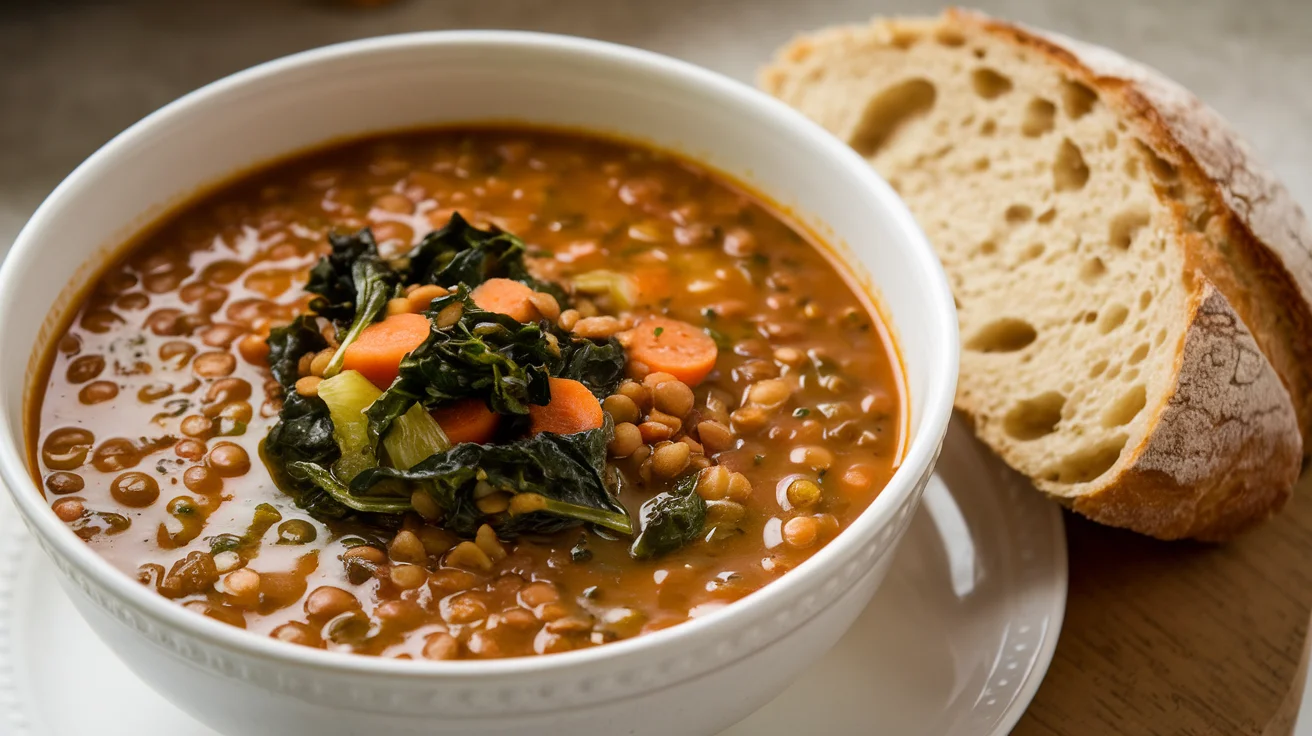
[34,128,902,659]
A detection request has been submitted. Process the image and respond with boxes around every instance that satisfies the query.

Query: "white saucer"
[0,418,1066,736]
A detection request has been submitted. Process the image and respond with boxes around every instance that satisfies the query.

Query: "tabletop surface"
[4,1,1311,733]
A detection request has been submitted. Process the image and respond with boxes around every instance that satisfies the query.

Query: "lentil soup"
[32,128,903,659]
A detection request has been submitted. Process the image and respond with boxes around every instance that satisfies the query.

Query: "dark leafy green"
[349,420,632,538]
[266,316,326,390]
[405,212,567,302]
[321,255,400,376]
[261,218,648,549]
[287,461,413,515]
[262,392,348,519]
[363,287,558,444]
[305,229,383,323]
[556,335,627,399]
[630,473,706,559]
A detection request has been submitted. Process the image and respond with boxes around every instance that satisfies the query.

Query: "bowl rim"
[0,29,959,679]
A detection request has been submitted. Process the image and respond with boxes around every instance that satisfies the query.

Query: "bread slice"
[760,9,1312,540]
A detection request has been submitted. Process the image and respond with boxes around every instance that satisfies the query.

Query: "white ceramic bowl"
[0,32,957,736]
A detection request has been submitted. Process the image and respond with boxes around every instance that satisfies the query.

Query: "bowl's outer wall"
[58,535,904,736]
[0,33,957,736]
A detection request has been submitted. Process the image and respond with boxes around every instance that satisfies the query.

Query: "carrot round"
[431,398,501,445]
[621,317,718,386]
[529,378,604,436]
[340,312,431,389]
[471,278,538,322]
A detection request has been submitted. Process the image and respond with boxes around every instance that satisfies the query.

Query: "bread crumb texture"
[761,10,1308,538]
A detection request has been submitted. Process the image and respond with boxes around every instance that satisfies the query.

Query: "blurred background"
[2,0,1310,251]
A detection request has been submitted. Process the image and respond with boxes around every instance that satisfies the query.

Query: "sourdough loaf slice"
[760,9,1312,539]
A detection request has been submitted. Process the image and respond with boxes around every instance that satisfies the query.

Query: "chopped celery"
[316,370,382,481]
[383,403,450,470]
[571,269,636,311]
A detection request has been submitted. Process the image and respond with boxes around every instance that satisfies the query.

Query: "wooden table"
[1015,471,1312,735]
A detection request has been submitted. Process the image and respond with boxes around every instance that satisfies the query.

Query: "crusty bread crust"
[1072,278,1300,540]
[957,8,1312,447]
[760,9,1307,540]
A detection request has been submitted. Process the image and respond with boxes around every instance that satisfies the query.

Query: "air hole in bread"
[972,47,986,59]
[849,79,938,158]
[962,113,976,127]
[1003,391,1066,440]
[978,241,998,256]
[1081,257,1107,282]
[1098,304,1129,334]
[890,27,922,49]
[966,317,1037,352]
[1005,204,1033,224]
[1061,79,1098,119]
[980,119,997,136]
[1036,208,1057,224]
[1109,207,1150,249]
[972,68,1013,99]
[1138,291,1153,310]
[1105,363,1122,380]
[974,157,991,172]
[1191,208,1214,233]
[1127,343,1150,365]
[935,28,966,47]
[1082,311,1098,324]
[1019,243,1045,263]
[1022,98,1057,137]
[1053,138,1090,191]
[1102,384,1146,427]
[1124,155,1140,180]
[1155,328,1167,346]
[1155,262,1167,279]
[1052,438,1125,484]
[1135,141,1179,182]
[1103,131,1118,149]
[1089,359,1109,379]
[1133,318,1147,332]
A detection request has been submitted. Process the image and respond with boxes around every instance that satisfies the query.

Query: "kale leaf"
[630,473,706,559]
[321,255,399,377]
[556,334,627,399]
[305,229,383,323]
[363,286,559,443]
[265,315,326,390]
[349,420,632,538]
[262,392,347,519]
[405,212,567,302]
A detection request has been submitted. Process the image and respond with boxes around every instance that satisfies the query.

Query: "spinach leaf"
[557,335,627,399]
[630,473,706,559]
[349,420,632,538]
[405,212,567,302]
[321,256,399,377]
[364,286,558,443]
[305,229,382,323]
[265,315,326,390]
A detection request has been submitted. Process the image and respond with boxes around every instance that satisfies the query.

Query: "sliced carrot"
[340,312,431,390]
[529,377,604,436]
[431,398,501,445]
[471,278,538,322]
[620,316,718,386]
